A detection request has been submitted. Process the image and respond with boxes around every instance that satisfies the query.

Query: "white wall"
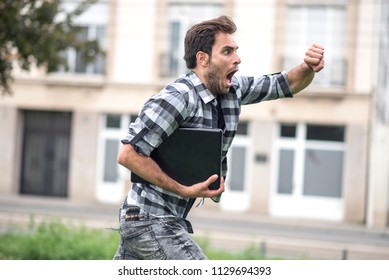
[0,107,19,194]
[368,121,389,227]
[353,0,377,92]
[112,0,157,83]
[234,0,277,76]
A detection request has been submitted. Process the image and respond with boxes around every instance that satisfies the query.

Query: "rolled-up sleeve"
[121,88,189,156]
[237,71,293,105]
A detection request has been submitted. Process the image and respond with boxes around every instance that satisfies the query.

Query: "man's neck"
[191,68,217,97]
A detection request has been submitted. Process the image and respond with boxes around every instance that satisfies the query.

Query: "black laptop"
[130,127,223,190]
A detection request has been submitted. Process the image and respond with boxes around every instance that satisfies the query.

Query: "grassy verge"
[0,218,272,260]
[197,237,273,260]
[0,218,119,260]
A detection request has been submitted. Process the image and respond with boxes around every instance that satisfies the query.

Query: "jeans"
[113,205,207,260]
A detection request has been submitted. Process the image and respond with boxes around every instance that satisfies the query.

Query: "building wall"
[248,120,275,215]
[367,0,389,227]
[112,0,157,84]
[343,124,369,223]
[234,0,277,75]
[0,107,20,194]
[68,111,100,201]
[368,121,389,227]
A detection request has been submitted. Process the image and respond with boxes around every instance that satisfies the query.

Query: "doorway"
[20,110,72,197]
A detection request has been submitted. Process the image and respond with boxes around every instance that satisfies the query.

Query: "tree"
[0,0,102,95]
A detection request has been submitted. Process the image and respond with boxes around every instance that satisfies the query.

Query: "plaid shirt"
[122,70,293,233]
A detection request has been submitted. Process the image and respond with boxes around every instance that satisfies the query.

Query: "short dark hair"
[183,15,237,69]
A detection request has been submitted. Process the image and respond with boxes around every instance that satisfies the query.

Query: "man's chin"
[221,86,231,94]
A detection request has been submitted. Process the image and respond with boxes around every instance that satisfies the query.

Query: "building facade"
[368,0,389,227]
[0,0,385,227]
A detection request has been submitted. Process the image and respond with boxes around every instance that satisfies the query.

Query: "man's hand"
[304,43,325,73]
[119,143,226,199]
[181,175,225,198]
[287,43,325,94]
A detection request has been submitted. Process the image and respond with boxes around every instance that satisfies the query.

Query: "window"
[163,2,223,77]
[63,25,106,74]
[227,121,249,192]
[277,149,294,194]
[229,146,246,191]
[236,121,248,135]
[306,124,344,142]
[166,21,182,77]
[99,114,136,184]
[303,149,343,197]
[103,139,119,182]
[60,0,107,75]
[280,124,296,138]
[277,123,345,198]
[222,121,251,211]
[106,114,122,129]
[101,114,122,183]
[283,4,346,86]
[97,113,137,203]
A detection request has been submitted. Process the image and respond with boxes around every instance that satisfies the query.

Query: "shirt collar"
[185,70,216,104]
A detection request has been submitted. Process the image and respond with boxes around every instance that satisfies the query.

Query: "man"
[114,15,324,260]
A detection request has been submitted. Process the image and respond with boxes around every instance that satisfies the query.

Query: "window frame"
[270,122,346,220]
[275,123,345,198]
[283,3,347,87]
[59,0,108,75]
[162,2,223,77]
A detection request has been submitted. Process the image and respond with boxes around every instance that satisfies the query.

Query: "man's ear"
[196,51,209,67]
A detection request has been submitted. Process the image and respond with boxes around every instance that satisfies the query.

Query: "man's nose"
[234,53,241,65]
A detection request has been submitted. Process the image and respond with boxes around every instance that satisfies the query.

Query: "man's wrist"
[305,62,314,72]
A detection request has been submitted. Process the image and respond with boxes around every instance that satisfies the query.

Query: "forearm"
[287,62,315,94]
[287,43,325,94]
[118,143,224,198]
[117,144,185,195]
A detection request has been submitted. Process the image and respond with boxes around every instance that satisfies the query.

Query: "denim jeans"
[113,205,207,260]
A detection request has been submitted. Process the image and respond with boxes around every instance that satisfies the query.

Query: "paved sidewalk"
[1,194,389,259]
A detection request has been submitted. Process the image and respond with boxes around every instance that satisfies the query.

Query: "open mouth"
[225,70,237,87]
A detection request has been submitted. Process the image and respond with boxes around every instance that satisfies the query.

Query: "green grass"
[0,218,273,260]
[0,218,119,260]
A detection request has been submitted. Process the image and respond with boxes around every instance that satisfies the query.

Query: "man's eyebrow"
[221,45,239,51]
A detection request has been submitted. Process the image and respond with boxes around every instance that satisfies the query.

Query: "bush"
[0,218,119,260]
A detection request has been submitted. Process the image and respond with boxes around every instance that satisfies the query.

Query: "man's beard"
[205,63,229,95]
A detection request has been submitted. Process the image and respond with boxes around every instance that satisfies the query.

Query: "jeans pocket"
[120,220,166,260]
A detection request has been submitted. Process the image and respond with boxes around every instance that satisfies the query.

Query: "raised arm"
[287,43,325,94]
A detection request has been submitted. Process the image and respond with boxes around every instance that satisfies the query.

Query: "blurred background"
[0,0,389,259]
